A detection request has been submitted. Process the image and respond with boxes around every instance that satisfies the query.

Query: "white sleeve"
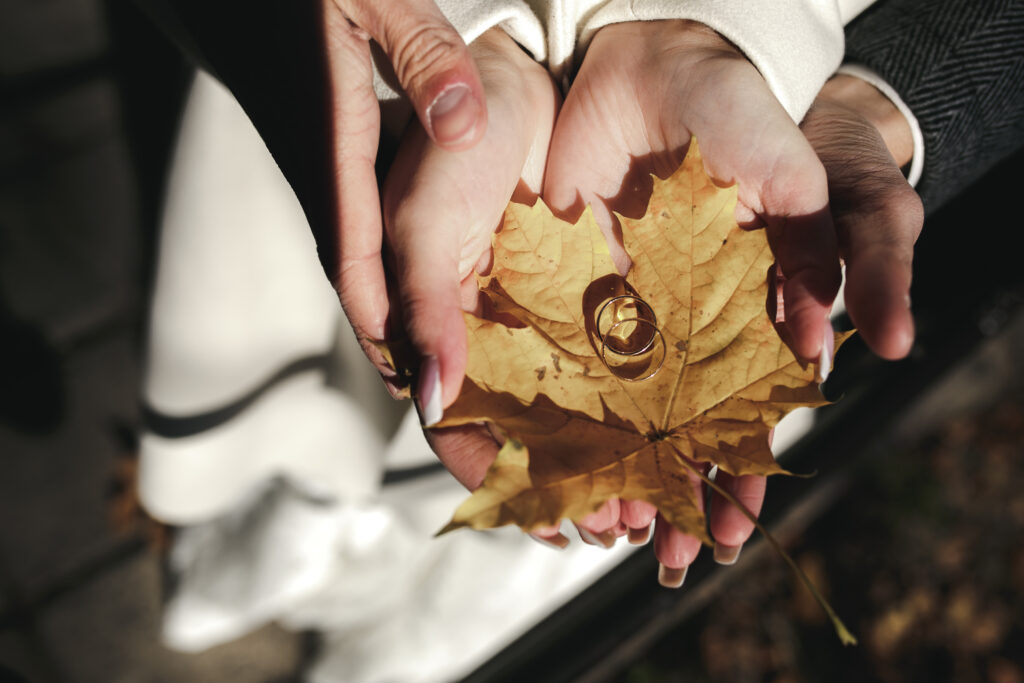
[577,0,871,123]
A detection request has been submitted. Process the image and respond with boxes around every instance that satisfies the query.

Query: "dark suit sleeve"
[844,0,1024,213]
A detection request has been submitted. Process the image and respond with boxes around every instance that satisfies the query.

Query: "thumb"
[336,0,487,149]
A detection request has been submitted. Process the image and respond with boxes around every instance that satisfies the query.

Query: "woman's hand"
[321,0,491,390]
[542,20,840,581]
[382,28,560,489]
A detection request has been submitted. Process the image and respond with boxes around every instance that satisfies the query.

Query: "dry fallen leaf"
[435,140,851,544]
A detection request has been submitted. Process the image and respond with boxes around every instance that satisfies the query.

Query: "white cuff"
[836,63,925,187]
[578,0,845,123]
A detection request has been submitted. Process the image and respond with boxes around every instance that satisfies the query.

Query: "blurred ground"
[621,314,1024,683]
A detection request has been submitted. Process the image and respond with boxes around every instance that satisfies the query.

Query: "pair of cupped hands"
[323,0,923,583]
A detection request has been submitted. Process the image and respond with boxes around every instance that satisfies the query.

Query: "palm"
[540,19,842,568]
[546,22,828,274]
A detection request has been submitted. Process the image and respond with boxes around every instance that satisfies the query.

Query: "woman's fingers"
[708,471,766,565]
[653,512,704,588]
[652,457,707,586]
[334,0,487,149]
[575,499,620,547]
[383,29,557,422]
[424,423,500,490]
[691,80,839,365]
[322,1,394,386]
[620,499,657,545]
[383,129,472,422]
[322,0,487,389]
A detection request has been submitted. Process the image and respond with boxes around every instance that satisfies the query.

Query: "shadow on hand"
[547,149,838,362]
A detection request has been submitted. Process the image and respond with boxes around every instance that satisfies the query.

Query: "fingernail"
[381,374,407,400]
[627,524,652,545]
[578,527,617,549]
[417,355,443,426]
[426,84,480,146]
[658,564,688,589]
[817,321,835,383]
[530,533,569,550]
[714,542,743,565]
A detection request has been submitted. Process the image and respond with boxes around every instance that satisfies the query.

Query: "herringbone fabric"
[846,0,1024,212]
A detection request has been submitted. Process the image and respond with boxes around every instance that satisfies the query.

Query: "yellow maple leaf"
[436,140,851,544]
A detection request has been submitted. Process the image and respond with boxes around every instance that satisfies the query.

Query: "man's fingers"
[844,252,915,360]
[825,147,923,360]
[802,98,924,361]
[335,0,487,149]
[839,191,923,359]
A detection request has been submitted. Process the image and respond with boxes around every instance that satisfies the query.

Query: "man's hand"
[802,75,924,360]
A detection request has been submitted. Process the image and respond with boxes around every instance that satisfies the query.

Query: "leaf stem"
[670,445,858,646]
[660,363,688,433]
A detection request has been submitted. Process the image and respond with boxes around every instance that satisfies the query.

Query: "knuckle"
[762,149,829,216]
[398,290,442,342]
[389,22,464,96]
[894,185,925,240]
[860,183,925,249]
[336,262,373,315]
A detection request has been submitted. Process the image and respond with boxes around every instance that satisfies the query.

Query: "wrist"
[818,74,914,168]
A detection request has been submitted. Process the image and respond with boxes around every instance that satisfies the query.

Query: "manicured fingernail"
[714,542,743,565]
[530,533,569,550]
[627,525,652,545]
[817,321,835,383]
[658,564,688,588]
[578,527,617,549]
[426,84,480,145]
[417,355,443,426]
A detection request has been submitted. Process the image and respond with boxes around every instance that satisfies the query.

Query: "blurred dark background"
[1,1,1022,682]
